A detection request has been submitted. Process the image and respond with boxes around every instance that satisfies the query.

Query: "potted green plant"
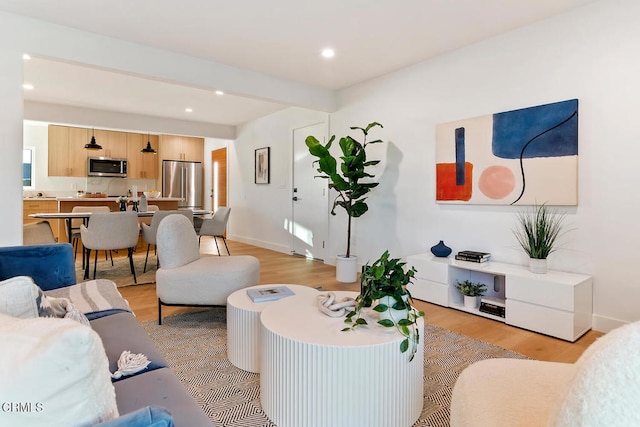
[512,203,567,274]
[305,122,384,282]
[455,280,487,309]
[342,250,425,361]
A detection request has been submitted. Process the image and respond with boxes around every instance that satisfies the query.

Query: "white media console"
[406,253,593,342]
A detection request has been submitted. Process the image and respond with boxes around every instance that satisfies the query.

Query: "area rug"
[74,250,157,287]
[142,310,528,427]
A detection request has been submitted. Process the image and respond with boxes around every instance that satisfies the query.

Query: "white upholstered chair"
[80,211,140,283]
[23,221,56,245]
[140,209,193,273]
[450,320,640,426]
[197,206,231,255]
[155,214,260,324]
[70,205,111,264]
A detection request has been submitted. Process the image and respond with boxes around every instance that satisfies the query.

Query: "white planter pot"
[378,295,409,323]
[529,258,548,274]
[463,295,479,309]
[336,255,358,283]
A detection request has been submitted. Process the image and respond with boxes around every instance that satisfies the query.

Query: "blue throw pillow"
[93,406,174,427]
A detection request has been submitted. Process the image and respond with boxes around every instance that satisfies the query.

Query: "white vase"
[463,295,479,309]
[378,295,409,322]
[529,258,548,274]
[336,255,358,283]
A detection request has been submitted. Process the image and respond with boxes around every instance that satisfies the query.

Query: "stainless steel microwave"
[88,157,127,178]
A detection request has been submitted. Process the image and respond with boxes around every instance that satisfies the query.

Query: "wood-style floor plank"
[119,239,603,363]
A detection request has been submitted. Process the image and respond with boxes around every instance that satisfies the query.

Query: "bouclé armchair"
[155,214,260,324]
[450,321,640,426]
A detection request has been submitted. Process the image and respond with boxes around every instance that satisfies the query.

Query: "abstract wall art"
[435,99,578,205]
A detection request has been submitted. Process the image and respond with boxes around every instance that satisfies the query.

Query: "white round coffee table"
[226,284,319,373]
[260,291,424,427]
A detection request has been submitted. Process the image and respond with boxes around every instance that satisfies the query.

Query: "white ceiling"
[3,0,597,127]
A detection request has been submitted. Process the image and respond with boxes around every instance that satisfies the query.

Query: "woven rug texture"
[75,250,157,287]
[142,310,528,427]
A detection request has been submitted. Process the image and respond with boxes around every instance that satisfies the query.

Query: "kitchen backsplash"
[24,177,156,198]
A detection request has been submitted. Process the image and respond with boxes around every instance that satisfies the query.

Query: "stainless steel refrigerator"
[162,160,203,209]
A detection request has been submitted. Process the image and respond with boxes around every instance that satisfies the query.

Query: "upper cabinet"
[48,125,201,179]
[48,125,89,177]
[126,133,159,179]
[92,129,128,159]
[158,134,204,163]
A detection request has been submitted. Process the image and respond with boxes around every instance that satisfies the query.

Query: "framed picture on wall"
[255,147,270,184]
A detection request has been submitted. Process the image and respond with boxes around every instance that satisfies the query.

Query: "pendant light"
[141,133,157,154]
[84,128,103,150]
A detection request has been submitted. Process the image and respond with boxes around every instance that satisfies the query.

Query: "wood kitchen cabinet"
[158,134,204,163]
[93,129,128,159]
[48,125,89,177]
[126,133,159,179]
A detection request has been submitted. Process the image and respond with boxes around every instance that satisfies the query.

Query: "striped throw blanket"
[45,279,131,315]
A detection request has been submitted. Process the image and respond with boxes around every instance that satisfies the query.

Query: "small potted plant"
[116,196,129,211]
[343,250,425,361]
[512,202,568,274]
[455,280,487,309]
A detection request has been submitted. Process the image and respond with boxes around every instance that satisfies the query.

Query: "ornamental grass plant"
[513,203,567,259]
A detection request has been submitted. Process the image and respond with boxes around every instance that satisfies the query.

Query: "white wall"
[229,108,328,253]
[229,0,640,331]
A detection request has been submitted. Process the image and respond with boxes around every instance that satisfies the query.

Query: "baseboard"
[228,234,290,255]
[592,314,627,333]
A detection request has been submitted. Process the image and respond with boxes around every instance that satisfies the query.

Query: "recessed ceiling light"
[321,48,335,59]
[215,90,224,96]
[185,108,193,113]
[22,53,31,60]
[22,83,34,90]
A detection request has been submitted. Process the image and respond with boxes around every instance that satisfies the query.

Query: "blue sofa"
[0,243,211,426]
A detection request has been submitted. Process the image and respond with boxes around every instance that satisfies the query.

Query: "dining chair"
[197,207,231,255]
[70,205,111,265]
[140,209,193,273]
[23,221,57,245]
[80,211,140,283]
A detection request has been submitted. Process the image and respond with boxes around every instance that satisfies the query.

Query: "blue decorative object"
[430,240,452,257]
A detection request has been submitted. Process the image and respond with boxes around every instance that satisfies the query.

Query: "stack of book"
[455,250,491,263]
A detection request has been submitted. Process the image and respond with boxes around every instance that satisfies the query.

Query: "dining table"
[29,209,212,243]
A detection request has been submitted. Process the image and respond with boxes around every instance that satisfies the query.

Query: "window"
[23,147,34,188]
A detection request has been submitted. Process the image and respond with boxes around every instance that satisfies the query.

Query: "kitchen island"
[57,197,181,213]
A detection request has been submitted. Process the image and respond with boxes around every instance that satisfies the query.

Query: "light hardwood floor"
[119,239,603,364]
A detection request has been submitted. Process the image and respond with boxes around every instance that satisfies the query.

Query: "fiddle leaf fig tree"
[305,122,384,258]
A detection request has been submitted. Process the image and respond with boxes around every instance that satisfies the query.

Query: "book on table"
[247,286,295,303]
[455,250,491,263]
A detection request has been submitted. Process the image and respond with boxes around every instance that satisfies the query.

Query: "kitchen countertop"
[25,197,182,202]
[56,197,181,201]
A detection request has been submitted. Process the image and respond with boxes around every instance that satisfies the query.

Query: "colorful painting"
[435,99,578,205]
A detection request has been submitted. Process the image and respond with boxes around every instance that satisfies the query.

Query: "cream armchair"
[155,214,260,324]
[450,321,640,426]
[140,209,192,273]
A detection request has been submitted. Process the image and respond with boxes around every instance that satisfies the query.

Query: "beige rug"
[142,310,528,427]
[75,250,157,287]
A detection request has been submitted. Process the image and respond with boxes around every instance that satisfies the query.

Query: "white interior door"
[292,122,328,260]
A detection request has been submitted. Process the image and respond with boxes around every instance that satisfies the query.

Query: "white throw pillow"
[0,276,47,318]
[0,312,119,426]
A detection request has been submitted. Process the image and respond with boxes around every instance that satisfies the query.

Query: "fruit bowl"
[144,191,161,198]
